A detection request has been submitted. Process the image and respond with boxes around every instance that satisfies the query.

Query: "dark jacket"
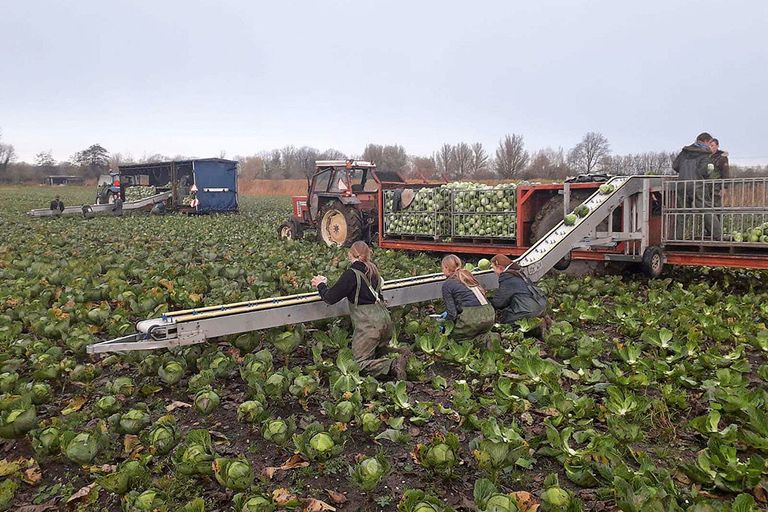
[672,144,712,180]
[318,261,382,305]
[490,271,546,324]
[50,199,64,211]
[711,150,730,179]
[441,278,483,321]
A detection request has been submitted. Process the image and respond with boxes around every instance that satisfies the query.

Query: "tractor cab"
[96,171,123,204]
[280,160,405,246]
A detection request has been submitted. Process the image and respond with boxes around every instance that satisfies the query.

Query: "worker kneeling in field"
[489,254,549,338]
[437,254,495,341]
[311,241,407,380]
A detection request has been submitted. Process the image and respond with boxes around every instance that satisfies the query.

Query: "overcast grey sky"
[2,0,767,165]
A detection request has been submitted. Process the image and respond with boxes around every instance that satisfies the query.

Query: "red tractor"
[278,160,406,246]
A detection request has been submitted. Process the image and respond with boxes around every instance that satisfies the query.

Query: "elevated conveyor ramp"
[516,176,659,281]
[27,191,172,217]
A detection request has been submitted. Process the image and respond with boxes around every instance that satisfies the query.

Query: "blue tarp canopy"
[118,158,238,213]
[192,159,238,213]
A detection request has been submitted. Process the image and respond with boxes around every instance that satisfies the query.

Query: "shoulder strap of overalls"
[351,268,381,305]
[460,279,488,306]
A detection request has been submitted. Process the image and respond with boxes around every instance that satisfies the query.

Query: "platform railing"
[662,177,768,244]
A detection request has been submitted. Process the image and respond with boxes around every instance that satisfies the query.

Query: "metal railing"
[662,177,768,244]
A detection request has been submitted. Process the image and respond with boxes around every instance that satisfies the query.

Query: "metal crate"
[662,177,768,245]
[451,212,516,239]
[384,211,450,239]
[450,187,516,239]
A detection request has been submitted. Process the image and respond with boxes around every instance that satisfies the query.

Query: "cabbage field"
[1,186,768,511]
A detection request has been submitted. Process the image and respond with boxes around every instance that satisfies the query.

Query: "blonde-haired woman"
[311,241,406,380]
[437,254,495,341]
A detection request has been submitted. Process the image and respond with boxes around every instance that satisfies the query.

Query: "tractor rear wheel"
[318,203,363,247]
[277,220,303,241]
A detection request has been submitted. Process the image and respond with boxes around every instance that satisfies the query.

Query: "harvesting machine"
[28,158,239,217]
[89,173,768,354]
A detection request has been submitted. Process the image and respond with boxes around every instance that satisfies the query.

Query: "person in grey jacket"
[438,254,495,341]
[671,132,721,240]
[489,255,548,327]
[672,132,713,180]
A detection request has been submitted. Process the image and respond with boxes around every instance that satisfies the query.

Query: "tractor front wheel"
[277,220,303,241]
[318,203,363,247]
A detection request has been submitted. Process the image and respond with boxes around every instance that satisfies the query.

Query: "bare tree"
[237,155,265,180]
[525,147,570,179]
[470,142,490,177]
[362,143,407,174]
[262,149,282,179]
[318,148,347,160]
[381,144,408,174]
[108,152,135,170]
[494,134,529,178]
[279,145,299,178]
[411,156,438,181]
[434,143,454,179]
[0,130,16,175]
[35,150,56,170]
[362,144,384,164]
[567,132,610,174]
[296,146,320,178]
[452,142,473,179]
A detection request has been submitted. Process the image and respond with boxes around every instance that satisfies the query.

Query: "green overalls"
[349,269,394,377]
[451,285,495,342]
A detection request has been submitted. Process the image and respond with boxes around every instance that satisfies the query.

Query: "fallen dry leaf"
[22,459,42,485]
[326,489,347,505]
[272,488,299,506]
[261,454,309,479]
[61,396,87,415]
[511,490,539,512]
[165,400,192,412]
[123,434,143,456]
[94,463,118,473]
[304,498,337,512]
[66,482,97,504]
[754,482,767,504]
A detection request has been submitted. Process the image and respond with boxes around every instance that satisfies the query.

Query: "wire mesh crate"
[451,212,516,239]
[662,177,768,245]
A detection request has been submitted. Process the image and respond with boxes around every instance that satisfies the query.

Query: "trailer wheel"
[641,246,664,278]
[278,220,303,241]
[318,203,363,247]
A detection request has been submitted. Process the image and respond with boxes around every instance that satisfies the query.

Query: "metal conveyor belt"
[87,270,499,353]
[515,176,655,281]
[28,191,172,217]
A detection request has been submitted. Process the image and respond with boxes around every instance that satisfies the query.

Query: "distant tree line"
[1,128,766,183]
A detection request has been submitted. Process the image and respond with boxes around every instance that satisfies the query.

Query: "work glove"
[438,311,449,320]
